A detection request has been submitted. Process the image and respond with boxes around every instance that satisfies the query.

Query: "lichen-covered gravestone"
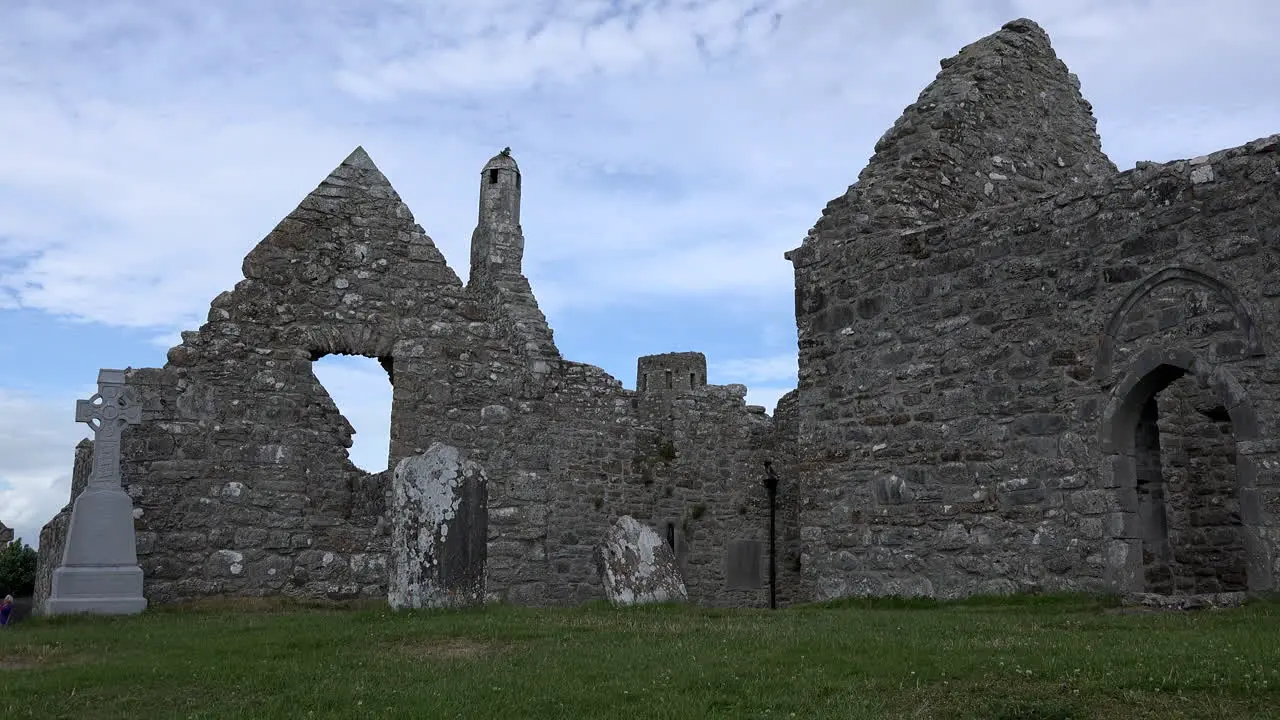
[46,369,147,615]
[388,443,488,609]
[596,515,689,606]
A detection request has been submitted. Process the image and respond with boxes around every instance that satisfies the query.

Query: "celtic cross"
[74,369,141,489]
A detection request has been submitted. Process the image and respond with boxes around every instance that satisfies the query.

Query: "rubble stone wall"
[37,17,1280,609]
[790,131,1280,598]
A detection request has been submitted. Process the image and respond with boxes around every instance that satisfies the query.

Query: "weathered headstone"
[388,442,488,610]
[725,539,765,590]
[46,369,148,615]
[596,515,689,606]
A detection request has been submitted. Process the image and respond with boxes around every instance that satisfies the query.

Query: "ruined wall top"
[0,521,12,545]
[791,17,1117,265]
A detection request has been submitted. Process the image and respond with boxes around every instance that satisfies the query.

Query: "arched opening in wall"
[310,353,394,473]
[1104,356,1262,595]
[1132,371,1246,594]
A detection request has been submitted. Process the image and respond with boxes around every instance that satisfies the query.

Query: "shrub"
[0,538,38,597]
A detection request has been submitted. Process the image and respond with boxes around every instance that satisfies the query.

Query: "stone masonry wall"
[51,143,786,610]
[43,16,1275,609]
[472,355,787,608]
[632,378,778,608]
[769,390,804,606]
[789,133,1280,599]
[34,439,92,612]
[785,17,1279,601]
[115,147,515,604]
[1148,375,1248,594]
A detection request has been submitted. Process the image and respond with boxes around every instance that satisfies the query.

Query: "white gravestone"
[46,369,148,615]
[596,515,689,607]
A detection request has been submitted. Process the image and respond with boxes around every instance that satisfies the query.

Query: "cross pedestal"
[46,369,148,616]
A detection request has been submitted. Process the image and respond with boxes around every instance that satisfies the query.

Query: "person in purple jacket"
[0,595,13,627]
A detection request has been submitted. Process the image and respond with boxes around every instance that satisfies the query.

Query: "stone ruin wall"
[471,352,791,608]
[110,148,481,603]
[1139,375,1248,595]
[791,133,1280,600]
[35,17,1279,611]
[33,440,92,609]
[36,146,792,610]
[784,17,1280,602]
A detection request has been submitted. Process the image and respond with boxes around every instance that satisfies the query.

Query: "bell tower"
[469,147,524,289]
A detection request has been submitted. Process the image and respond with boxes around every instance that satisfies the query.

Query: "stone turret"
[469,147,524,289]
[637,352,708,394]
[464,148,560,362]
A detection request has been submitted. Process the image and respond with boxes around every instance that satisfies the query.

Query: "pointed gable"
[807,18,1117,245]
[168,146,465,366]
[243,146,458,283]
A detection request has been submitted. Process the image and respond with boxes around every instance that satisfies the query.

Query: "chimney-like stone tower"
[464,148,560,362]
[469,147,524,290]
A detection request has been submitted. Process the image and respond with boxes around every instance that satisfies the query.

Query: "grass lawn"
[1,593,1278,719]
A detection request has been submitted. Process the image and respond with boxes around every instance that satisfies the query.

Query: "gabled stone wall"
[38,16,1280,610]
[790,115,1280,597]
[40,145,789,609]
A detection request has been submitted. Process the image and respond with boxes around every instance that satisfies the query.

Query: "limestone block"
[595,515,688,606]
[388,443,487,610]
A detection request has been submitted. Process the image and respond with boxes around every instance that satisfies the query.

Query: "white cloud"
[744,386,793,415]
[0,388,92,548]
[712,354,798,387]
[712,354,797,414]
[1,0,1276,335]
[334,0,792,98]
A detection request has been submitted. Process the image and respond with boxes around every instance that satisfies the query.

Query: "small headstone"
[388,442,488,610]
[595,515,688,606]
[725,540,765,590]
[46,369,148,616]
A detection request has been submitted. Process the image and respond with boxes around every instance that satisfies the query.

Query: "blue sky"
[1,0,1278,547]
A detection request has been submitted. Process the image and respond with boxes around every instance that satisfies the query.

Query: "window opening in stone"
[689,373,695,388]
[311,354,393,474]
[666,522,676,550]
[665,370,672,389]
[516,172,521,189]
[639,374,647,393]
[488,169,499,184]
[1132,371,1246,595]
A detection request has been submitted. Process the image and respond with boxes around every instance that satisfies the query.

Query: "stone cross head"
[75,369,141,433]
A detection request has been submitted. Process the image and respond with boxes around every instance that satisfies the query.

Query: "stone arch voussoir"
[1095,265,1264,380]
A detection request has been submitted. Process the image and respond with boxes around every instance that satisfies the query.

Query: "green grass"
[2,593,1279,719]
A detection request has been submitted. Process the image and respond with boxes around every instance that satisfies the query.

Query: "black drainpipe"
[763,460,780,610]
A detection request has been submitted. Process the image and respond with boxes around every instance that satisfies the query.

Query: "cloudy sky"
[1,0,1277,547]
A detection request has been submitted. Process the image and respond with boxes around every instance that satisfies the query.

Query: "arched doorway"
[1099,347,1271,595]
